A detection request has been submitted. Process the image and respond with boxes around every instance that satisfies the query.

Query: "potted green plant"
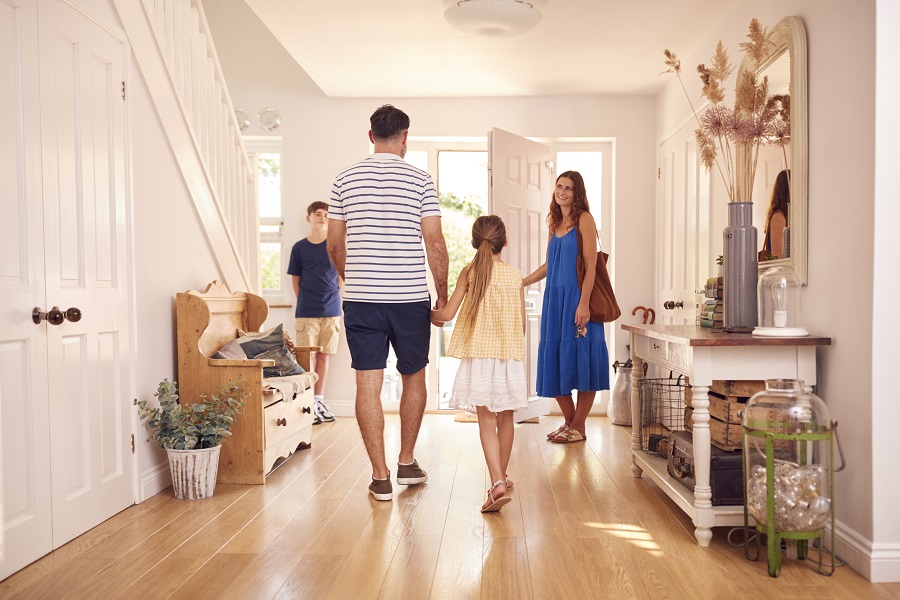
[135,378,249,499]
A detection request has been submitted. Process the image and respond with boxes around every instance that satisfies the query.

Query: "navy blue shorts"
[342,301,431,374]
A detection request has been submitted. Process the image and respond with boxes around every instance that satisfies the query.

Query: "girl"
[523,171,610,443]
[431,215,527,513]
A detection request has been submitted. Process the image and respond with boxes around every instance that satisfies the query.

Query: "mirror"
[736,16,808,284]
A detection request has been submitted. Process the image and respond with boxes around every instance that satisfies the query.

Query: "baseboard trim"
[832,520,900,582]
[139,462,171,502]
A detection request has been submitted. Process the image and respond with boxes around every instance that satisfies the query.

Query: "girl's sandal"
[546,424,569,440]
[504,474,514,491]
[481,480,512,513]
[549,428,587,443]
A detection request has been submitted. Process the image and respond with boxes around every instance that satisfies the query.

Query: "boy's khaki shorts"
[295,317,341,355]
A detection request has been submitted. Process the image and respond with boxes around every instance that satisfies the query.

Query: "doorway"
[407,138,613,412]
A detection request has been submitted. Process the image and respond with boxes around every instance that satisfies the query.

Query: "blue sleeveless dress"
[536,228,610,397]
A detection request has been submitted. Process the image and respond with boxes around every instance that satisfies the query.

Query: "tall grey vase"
[723,202,758,331]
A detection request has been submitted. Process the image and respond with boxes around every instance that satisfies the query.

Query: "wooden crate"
[710,380,765,398]
[684,407,742,451]
[707,392,746,424]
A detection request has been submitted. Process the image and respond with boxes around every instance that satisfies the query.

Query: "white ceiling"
[241,0,736,98]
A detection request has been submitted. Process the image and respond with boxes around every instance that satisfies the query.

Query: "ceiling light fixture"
[443,0,542,39]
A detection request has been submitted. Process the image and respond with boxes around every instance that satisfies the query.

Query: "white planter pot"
[166,445,221,499]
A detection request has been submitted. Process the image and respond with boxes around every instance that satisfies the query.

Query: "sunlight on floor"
[584,522,664,556]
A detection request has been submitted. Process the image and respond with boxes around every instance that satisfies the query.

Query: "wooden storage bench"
[176,280,319,484]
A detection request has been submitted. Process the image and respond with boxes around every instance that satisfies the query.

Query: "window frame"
[243,136,287,303]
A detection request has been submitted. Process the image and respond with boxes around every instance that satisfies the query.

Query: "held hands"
[431,298,448,327]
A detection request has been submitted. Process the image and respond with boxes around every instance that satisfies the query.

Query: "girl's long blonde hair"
[458,215,507,340]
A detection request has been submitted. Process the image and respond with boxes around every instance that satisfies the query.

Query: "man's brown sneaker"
[397,460,428,485]
[369,474,393,501]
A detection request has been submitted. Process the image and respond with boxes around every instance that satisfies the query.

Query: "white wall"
[205,0,657,413]
[871,0,900,583]
[656,0,899,581]
[130,53,223,499]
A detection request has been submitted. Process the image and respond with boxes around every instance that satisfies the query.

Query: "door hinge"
[122,80,126,100]
[658,167,661,179]
[131,433,135,454]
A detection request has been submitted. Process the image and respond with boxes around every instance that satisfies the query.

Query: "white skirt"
[449,358,529,413]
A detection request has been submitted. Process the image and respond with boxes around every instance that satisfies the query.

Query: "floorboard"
[2,414,898,600]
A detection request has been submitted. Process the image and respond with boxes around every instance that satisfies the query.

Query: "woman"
[761,169,790,259]
[523,171,610,443]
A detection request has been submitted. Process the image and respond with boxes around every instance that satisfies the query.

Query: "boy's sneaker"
[312,411,323,425]
[316,400,334,423]
[369,474,393,501]
[315,397,336,422]
[396,459,428,485]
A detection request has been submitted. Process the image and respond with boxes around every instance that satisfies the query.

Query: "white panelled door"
[1,0,134,580]
[0,0,53,577]
[657,123,711,326]
[488,127,552,421]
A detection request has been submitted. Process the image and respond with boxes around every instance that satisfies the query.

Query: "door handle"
[663,300,684,310]
[32,306,83,325]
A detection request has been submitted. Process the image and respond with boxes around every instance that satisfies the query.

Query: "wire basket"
[639,373,689,456]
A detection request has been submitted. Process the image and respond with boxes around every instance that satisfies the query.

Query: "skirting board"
[832,520,900,582]
[140,462,172,502]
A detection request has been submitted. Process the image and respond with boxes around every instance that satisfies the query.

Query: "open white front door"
[488,128,553,422]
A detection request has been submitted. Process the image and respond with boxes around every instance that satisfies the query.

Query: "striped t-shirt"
[329,153,441,303]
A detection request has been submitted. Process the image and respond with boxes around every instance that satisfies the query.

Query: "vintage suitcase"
[666,430,744,505]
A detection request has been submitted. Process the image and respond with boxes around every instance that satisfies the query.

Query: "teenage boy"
[288,201,342,424]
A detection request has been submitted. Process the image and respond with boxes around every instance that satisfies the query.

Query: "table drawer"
[634,334,692,375]
[635,335,669,362]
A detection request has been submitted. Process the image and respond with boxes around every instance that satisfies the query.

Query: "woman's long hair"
[547,170,590,231]
[458,215,506,340]
[765,169,791,233]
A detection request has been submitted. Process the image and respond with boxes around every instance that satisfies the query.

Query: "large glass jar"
[742,379,833,532]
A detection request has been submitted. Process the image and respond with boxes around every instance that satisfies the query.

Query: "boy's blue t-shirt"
[287,238,341,318]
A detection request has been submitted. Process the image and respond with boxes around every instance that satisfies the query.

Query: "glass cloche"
[753,266,808,336]
[742,380,833,533]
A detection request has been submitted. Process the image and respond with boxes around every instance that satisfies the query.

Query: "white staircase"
[115,0,258,292]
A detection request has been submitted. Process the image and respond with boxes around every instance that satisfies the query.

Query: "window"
[244,137,285,300]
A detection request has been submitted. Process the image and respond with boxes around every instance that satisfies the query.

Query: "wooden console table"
[621,324,831,547]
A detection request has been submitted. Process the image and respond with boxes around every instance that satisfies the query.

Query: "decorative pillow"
[212,323,305,377]
[212,338,247,360]
[235,323,285,357]
[255,345,305,378]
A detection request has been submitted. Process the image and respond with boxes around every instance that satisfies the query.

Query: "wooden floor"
[3,415,899,599]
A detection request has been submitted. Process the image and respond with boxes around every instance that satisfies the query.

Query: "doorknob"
[32,306,82,325]
[663,300,684,310]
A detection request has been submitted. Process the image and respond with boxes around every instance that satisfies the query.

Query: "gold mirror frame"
[736,16,808,284]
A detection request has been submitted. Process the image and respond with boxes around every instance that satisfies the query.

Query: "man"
[328,104,449,501]
[287,201,341,424]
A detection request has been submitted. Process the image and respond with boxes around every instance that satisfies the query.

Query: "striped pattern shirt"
[447,261,525,360]
[330,153,441,303]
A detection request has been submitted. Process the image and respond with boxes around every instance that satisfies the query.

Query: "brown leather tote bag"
[575,223,621,323]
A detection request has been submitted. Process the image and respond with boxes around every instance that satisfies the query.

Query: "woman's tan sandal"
[546,424,569,440]
[504,474,514,491]
[550,428,587,443]
[481,480,512,513]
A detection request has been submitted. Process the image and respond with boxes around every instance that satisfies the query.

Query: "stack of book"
[700,277,724,328]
